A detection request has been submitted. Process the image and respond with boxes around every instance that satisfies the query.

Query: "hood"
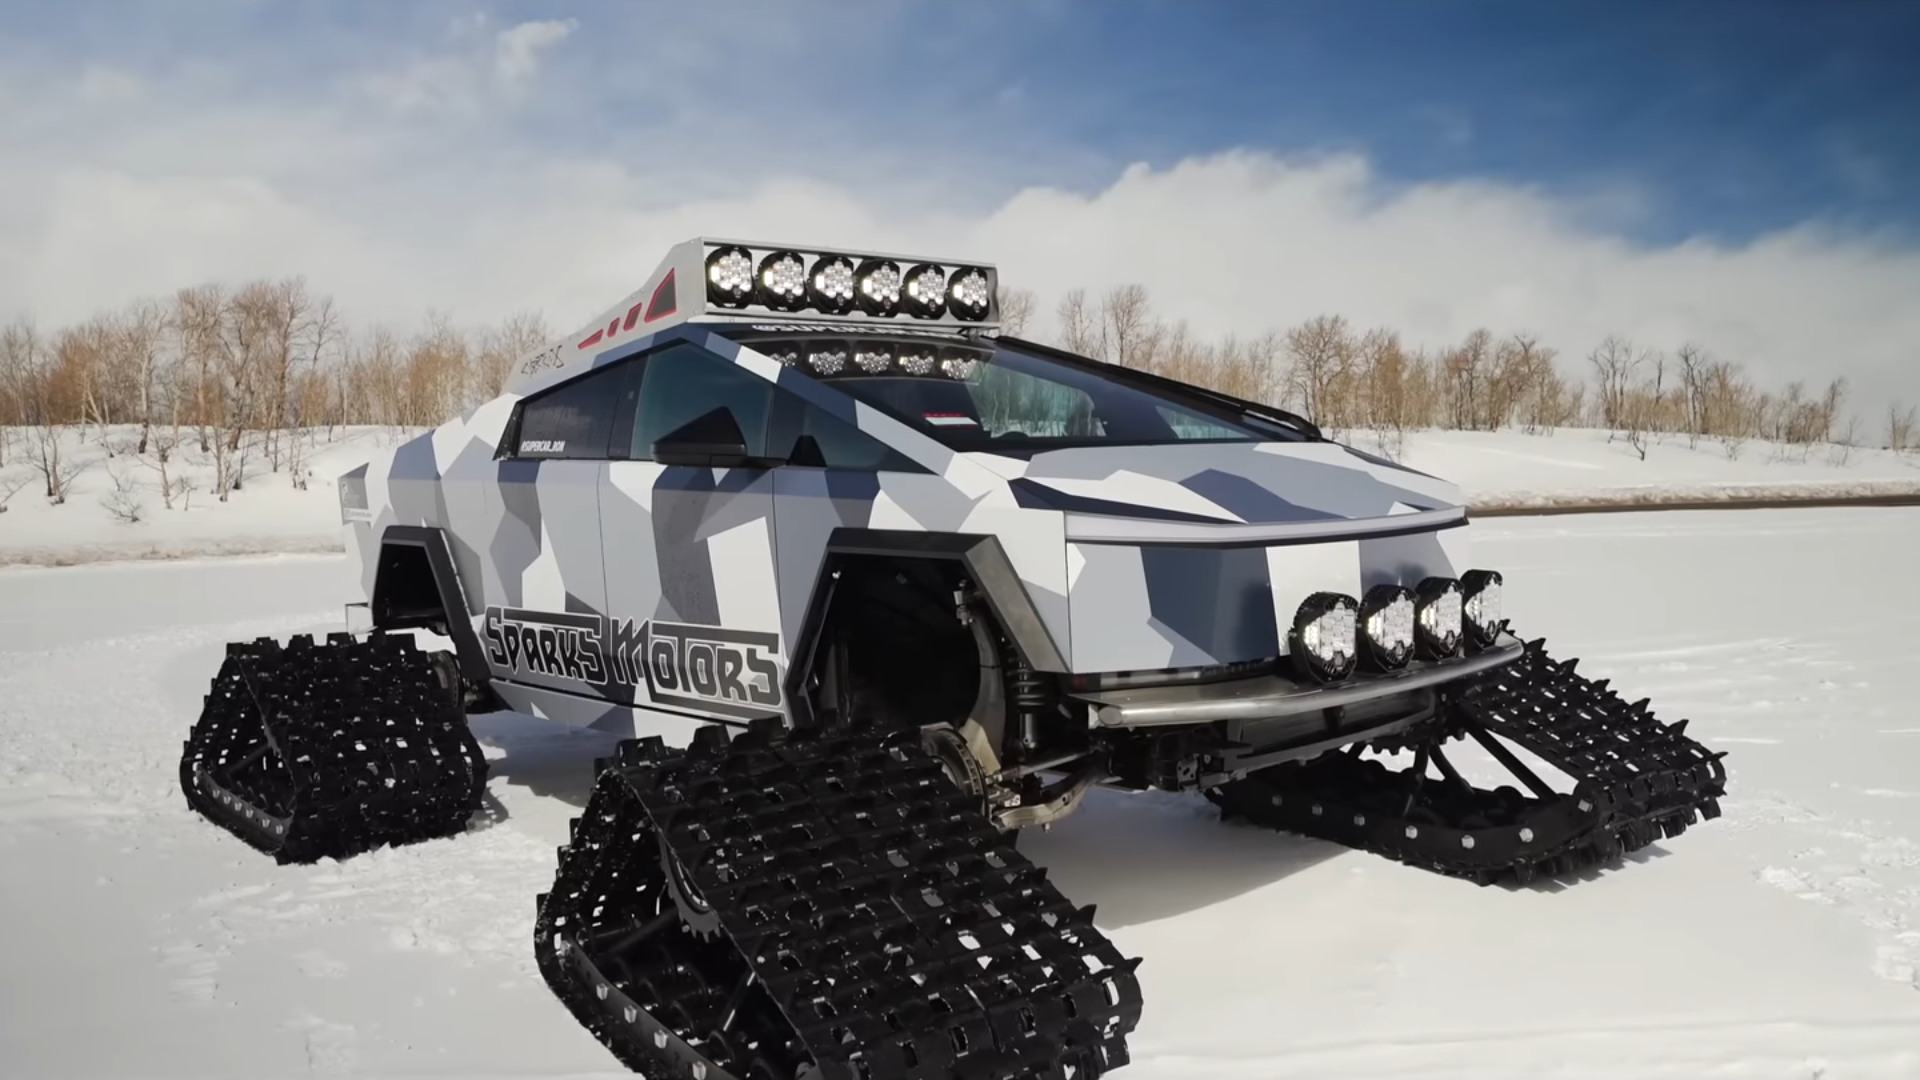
[985,441,1466,542]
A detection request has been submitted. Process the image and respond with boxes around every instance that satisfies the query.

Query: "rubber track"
[1216,637,1728,884]
[178,632,488,864]
[535,718,1144,1080]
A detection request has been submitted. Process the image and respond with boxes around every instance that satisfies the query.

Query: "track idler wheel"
[178,632,488,864]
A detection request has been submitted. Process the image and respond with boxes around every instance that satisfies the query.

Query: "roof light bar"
[500,236,1001,398]
[698,239,998,327]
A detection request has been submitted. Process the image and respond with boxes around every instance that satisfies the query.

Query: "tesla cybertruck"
[179,237,1728,1080]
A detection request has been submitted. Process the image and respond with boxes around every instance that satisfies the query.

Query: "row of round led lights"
[1289,570,1504,684]
[760,342,985,381]
[705,245,994,321]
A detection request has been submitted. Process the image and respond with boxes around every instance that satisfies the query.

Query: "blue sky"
[6,0,1915,245]
[4,0,1918,412]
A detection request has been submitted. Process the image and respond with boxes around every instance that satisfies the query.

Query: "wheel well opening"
[373,542,448,634]
[811,555,982,733]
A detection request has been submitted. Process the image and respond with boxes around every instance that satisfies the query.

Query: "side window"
[508,363,626,459]
[779,398,928,472]
[626,344,775,460]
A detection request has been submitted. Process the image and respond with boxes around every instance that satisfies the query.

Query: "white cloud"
[362,14,576,114]
[494,19,577,86]
[3,60,1918,427]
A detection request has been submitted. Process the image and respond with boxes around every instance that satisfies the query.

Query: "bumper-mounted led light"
[705,245,754,308]
[1460,569,1505,648]
[1289,592,1359,684]
[1359,584,1416,671]
[1414,577,1463,660]
[755,250,806,311]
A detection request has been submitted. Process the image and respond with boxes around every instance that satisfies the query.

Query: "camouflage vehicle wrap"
[183,238,1729,1080]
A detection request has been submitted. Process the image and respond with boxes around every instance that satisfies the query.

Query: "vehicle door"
[598,340,787,723]
[481,361,620,696]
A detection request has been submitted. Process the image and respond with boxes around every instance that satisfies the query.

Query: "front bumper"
[1069,633,1526,728]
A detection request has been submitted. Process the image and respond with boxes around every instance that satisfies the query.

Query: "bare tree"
[1887,401,1915,457]
[1101,284,1160,369]
[1828,415,1860,466]
[0,467,31,513]
[1675,341,1707,447]
[1356,327,1413,457]
[100,458,146,523]
[470,311,549,407]
[1283,314,1355,433]
[1054,289,1101,359]
[1587,334,1642,432]
[114,298,171,454]
[5,320,90,502]
[994,286,1036,337]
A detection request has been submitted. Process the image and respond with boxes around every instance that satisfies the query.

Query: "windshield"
[716,329,1304,453]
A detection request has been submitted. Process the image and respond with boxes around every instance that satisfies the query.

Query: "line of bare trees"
[0,277,548,511]
[1019,284,1908,465]
[2,275,1913,517]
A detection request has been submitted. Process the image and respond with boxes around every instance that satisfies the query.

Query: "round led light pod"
[948,267,991,321]
[754,250,806,311]
[1460,569,1506,648]
[705,245,754,308]
[854,258,903,316]
[939,351,980,380]
[1289,592,1360,684]
[1413,577,1464,660]
[1358,584,1416,671]
[902,263,948,318]
[807,255,857,314]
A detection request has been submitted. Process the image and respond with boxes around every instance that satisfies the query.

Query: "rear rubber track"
[178,631,489,864]
[1213,636,1729,885]
[535,717,1143,1080]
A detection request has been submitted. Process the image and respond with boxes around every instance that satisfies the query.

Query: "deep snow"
[3,508,1919,1078]
[2,424,1915,565]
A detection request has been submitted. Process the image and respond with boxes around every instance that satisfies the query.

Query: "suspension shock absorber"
[1003,637,1047,758]
[955,577,1050,763]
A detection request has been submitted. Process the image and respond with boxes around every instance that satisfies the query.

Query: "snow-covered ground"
[1400,427,1920,511]
[3,507,1918,1079]
[2,424,1916,566]
[0,426,394,566]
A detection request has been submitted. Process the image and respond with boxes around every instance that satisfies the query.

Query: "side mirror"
[651,407,757,468]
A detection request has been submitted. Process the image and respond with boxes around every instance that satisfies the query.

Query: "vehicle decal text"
[483,606,784,720]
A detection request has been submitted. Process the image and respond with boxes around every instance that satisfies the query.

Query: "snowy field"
[1,424,1915,565]
[3,507,1919,1079]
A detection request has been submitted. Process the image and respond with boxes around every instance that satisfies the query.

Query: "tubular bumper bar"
[1071,633,1526,728]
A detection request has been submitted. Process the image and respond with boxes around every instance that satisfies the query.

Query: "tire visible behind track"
[178,632,489,864]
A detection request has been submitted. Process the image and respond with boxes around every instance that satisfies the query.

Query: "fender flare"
[372,525,493,687]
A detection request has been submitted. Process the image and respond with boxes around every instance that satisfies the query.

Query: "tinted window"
[626,344,775,460]
[712,332,1296,453]
[510,364,624,458]
[774,398,927,472]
